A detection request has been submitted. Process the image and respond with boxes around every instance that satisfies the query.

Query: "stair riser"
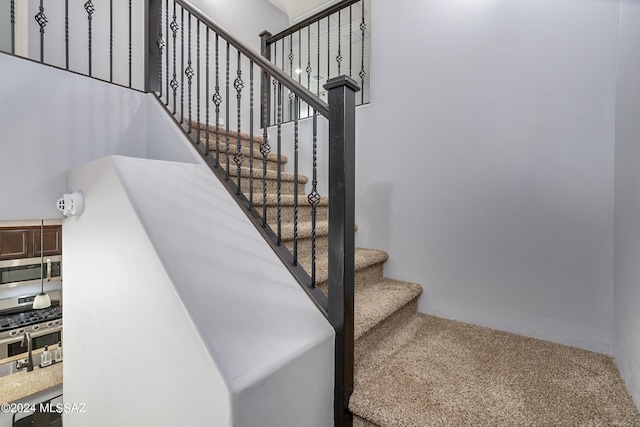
[283,234,328,260]
[233,178,306,197]
[354,299,418,367]
[318,262,385,293]
[212,152,282,172]
[255,205,328,224]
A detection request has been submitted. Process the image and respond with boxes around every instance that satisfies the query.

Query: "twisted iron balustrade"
[262,0,370,121]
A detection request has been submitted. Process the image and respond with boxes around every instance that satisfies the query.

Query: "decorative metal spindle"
[308,112,320,287]
[249,62,254,208]
[196,21,201,145]
[165,0,169,103]
[185,14,194,133]
[205,29,210,156]
[180,8,184,122]
[360,0,366,104]
[337,10,342,75]
[307,28,311,116]
[349,4,353,77]
[128,0,132,86]
[298,31,302,85]
[293,96,299,265]
[273,43,277,123]
[35,0,47,63]
[85,0,95,74]
[234,51,244,195]
[225,42,230,180]
[288,34,294,77]
[157,4,164,97]
[65,0,69,69]
[260,78,271,226]
[213,33,221,167]
[170,3,179,114]
[317,20,320,97]
[109,0,113,82]
[327,16,330,83]
[276,82,283,245]
[10,0,15,54]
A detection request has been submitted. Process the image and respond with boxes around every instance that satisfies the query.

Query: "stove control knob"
[53,320,61,327]
[32,325,40,332]
[17,328,25,335]
[9,330,17,337]
[47,321,54,328]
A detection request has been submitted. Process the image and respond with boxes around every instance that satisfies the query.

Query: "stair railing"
[260,0,370,123]
[1,1,358,424]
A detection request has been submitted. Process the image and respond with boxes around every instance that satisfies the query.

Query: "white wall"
[354,0,618,352]
[613,0,640,408]
[0,52,147,221]
[63,156,334,426]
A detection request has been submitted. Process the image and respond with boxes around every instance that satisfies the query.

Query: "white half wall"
[63,156,334,426]
[613,0,640,409]
[354,0,617,352]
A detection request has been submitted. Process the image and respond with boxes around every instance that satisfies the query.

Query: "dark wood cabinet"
[0,225,62,260]
[0,229,30,259]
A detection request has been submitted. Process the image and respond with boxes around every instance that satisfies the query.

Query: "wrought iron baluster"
[157,2,164,97]
[35,0,47,63]
[337,10,342,76]
[327,16,330,83]
[65,0,69,69]
[213,33,221,167]
[308,112,320,287]
[349,4,352,77]
[307,28,311,116]
[185,13,194,133]
[234,51,244,195]
[225,41,230,180]
[129,0,132,86]
[165,0,169,103]
[360,0,366,104]
[298,31,302,85]
[170,2,179,114]
[272,43,277,124]
[196,21,201,145]
[260,78,271,227]
[10,0,14,54]
[249,62,254,208]
[288,34,294,77]
[109,0,113,82]
[180,7,184,122]
[205,28,210,156]
[293,96,299,265]
[276,82,283,245]
[317,20,320,97]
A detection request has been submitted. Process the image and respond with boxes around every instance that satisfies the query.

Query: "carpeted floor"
[351,314,640,426]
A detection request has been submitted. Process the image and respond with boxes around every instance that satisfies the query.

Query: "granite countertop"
[0,346,63,405]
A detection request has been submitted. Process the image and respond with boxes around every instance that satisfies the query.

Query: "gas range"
[0,291,62,341]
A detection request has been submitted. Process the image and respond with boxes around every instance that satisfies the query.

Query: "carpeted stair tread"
[279,221,328,241]
[300,248,389,286]
[349,314,640,427]
[354,279,422,341]
[218,162,307,183]
[189,121,265,143]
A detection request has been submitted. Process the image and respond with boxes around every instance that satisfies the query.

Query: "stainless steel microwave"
[0,256,62,290]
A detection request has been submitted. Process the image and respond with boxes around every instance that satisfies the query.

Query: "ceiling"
[268,0,343,23]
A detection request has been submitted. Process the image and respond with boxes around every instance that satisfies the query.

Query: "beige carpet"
[350,314,640,426]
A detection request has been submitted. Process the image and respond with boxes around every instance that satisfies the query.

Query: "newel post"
[259,31,272,129]
[325,75,360,427]
[145,0,161,93]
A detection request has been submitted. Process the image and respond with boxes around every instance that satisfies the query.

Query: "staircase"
[190,123,640,427]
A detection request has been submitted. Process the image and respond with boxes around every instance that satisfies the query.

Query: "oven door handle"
[0,325,62,347]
